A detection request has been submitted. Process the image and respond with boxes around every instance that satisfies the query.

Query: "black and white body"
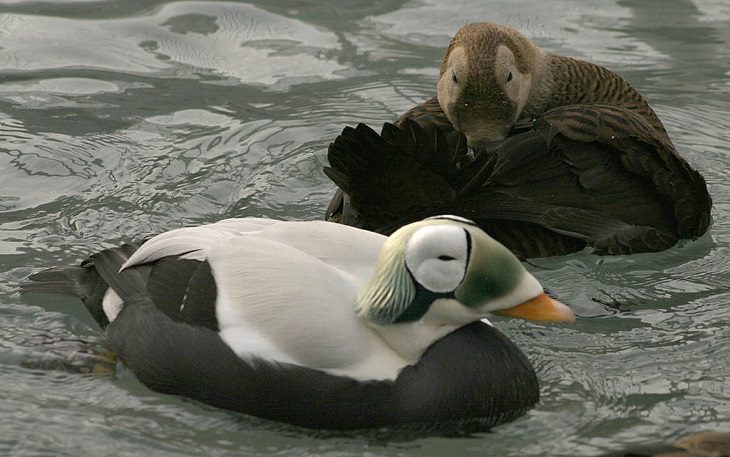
[23,216,573,430]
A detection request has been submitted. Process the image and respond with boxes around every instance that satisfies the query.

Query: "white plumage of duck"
[23,215,574,430]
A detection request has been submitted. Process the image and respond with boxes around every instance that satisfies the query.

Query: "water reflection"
[0,2,346,86]
[618,0,730,105]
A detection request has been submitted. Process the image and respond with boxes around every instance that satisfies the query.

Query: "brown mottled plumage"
[434,22,670,146]
[325,22,711,258]
[537,55,669,140]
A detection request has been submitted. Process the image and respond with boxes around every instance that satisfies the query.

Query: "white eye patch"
[405,225,469,293]
[495,45,532,115]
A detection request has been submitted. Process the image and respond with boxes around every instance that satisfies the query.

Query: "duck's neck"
[524,53,670,141]
[372,320,462,364]
[370,298,487,363]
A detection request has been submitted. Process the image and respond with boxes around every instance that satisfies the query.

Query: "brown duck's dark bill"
[492,292,575,323]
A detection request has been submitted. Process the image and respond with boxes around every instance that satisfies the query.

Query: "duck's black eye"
[506,72,513,82]
[452,72,458,84]
[438,255,456,261]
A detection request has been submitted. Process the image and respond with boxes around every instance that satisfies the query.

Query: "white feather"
[208,224,408,380]
[102,289,123,321]
[121,218,279,269]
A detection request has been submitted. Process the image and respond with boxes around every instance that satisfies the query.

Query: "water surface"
[1,1,729,456]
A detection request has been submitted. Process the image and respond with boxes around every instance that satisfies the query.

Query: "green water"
[1,1,729,455]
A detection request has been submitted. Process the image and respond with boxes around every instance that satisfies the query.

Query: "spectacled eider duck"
[325,22,711,258]
[23,216,574,430]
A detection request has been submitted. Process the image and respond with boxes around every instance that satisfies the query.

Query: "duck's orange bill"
[492,292,575,323]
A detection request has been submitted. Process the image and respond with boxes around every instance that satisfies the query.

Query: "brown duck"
[324,22,711,258]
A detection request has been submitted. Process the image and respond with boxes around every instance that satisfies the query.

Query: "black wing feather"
[325,102,712,257]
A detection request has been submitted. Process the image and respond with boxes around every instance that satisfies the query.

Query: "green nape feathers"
[354,220,418,325]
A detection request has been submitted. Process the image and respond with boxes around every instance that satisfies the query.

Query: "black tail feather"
[21,242,144,328]
[22,265,110,327]
[22,267,84,296]
[89,244,148,303]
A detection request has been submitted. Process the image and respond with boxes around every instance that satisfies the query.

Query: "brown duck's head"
[437,22,543,148]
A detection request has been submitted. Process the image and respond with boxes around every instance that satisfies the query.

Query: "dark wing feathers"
[90,248,219,331]
[540,105,711,238]
[145,258,218,330]
[177,260,218,330]
[23,242,218,331]
[325,120,464,230]
[325,102,711,257]
[450,193,671,255]
[21,243,144,327]
[90,244,148,301]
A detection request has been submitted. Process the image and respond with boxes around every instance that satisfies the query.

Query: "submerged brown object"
[603,431,730,457]
[324,22,711,258]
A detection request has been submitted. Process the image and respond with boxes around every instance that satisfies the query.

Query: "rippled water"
[1,1,729,456]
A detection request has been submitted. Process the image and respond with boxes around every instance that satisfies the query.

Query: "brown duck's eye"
[452,72,458,84]
[506,72,513,82]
